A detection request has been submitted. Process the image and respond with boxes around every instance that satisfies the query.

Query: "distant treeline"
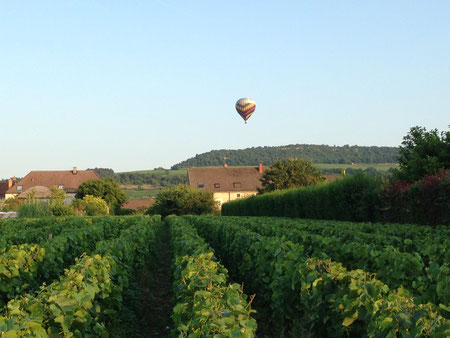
[89,168,187,187]
[171,144,399,169]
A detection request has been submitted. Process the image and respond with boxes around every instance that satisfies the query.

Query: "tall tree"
[259,158,323,193]
[394,126,450,182]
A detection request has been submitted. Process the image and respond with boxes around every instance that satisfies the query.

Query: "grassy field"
[117,168,187,175]
[120,163,397,176]
[315,163,398,171]
[122,188,161,201]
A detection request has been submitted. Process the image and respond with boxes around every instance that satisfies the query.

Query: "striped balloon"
[235,98,256,124]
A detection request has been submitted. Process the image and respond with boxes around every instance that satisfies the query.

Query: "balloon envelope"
[235,98,256,123]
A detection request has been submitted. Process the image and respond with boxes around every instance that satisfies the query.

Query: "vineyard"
[0,215,448,337]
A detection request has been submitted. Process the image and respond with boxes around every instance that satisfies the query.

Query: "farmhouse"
[187,163,267,206]
[5,167,100,203]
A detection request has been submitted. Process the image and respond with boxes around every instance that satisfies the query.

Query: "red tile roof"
[188,166,268,192]
[6,169,100,194]
[0,181,9,198]
[122,199,155,210]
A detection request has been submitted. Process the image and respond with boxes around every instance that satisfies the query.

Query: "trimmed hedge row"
[167,215,257,337]
[186,216,449,337]
[222,172,450,226]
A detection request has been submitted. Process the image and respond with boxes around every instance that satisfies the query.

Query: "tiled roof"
[17,186,52,199]
[6,169,100,194]
[0,181,9,197]
[122,199,155,210]
[188,166,267,192]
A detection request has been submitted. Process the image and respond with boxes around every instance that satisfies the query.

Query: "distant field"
[117,168,187,175]
[315,163,398,171]
[123,188,160,201]
[119,163,398,176]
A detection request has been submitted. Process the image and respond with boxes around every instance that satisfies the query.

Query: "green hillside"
[171,144,399,169]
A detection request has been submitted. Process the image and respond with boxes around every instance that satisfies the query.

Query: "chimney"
[73,167,77,175]
[224,163,228,168]
[258,162,263,173]
[8,178,12,188]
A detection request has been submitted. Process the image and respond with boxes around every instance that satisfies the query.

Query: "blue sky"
[1,1,449,178]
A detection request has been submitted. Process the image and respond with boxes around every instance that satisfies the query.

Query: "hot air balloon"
[235,98,256,124]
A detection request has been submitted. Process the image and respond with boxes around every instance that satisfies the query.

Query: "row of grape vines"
[0,216,160,336]
[182,215,449,337]
[0,216,259,337]
[188,216,449,305]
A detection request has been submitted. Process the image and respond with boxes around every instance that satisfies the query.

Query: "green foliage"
[88,167,115,178]
[186,216,449,337]
[0,216,161,335]
[49,186,66,206]
[74,195,110,216]
[148,185,218,217]
[394,126,450,182]
[167,216,257,336]
[203,216,449,305]
[50,204,76,216]
[259,158,323,193]
[76,178,127,213]
[171,144,399,169]
[1,197,22,211]
[18,201,52,218]
[224,173,381,222]
[115,170,187,187]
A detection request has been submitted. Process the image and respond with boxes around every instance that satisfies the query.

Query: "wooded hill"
[171,144,399,169]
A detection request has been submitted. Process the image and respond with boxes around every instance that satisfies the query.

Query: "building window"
[236,193,241,198]
[233,182,241,188]
[198,184,205,188]
[214,183,220,188]
[17,185,23,191]
[58,185,64,190]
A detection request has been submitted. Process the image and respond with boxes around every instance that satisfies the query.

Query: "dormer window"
[58,185,64,190]
[214,183,220,188]
[233,182,241,188]
[17,185,23,191]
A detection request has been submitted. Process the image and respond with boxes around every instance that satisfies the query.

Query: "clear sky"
[1,1,449,178]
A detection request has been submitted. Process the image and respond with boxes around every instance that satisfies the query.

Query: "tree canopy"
[393,126,450,182]
[75,178,127,213]
[171,144,399,169]
[259,158,323,193]
[147,184,217,217]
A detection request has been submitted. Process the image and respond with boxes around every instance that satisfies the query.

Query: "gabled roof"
[188,166,267,192]
[6,169,100,194]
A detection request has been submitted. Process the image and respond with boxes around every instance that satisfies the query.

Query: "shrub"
[147,185,218,217]
[73,195,109,216]
[50,204,76,216]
